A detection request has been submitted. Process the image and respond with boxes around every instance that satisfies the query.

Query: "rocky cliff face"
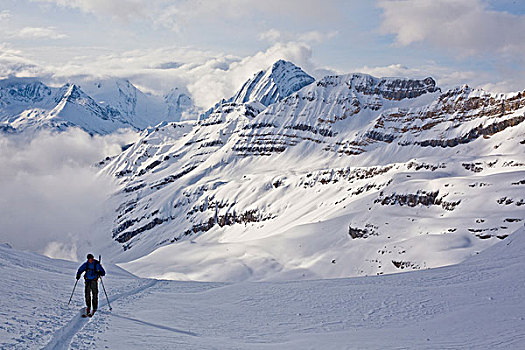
[98,61,525,281]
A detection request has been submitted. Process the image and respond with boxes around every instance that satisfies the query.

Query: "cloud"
[354,62,525,94]
[478,79,525,94]
[0,44,49,79]
[0,10,11,21]
[259,29,338,45]
[14,26,68,40]
[32,0,340,31]
[0,1,335,108]
[377,0,525,57]
[358,63,475,86]
[4,41,320,109]
[166,0,339,21]
[259,29,281,42]
[32,0,145,22]
[297,30,338,44]
[0,128,138,260]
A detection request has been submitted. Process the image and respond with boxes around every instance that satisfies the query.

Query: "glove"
[76,275,80,280]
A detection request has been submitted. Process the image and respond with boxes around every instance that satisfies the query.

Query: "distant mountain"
[0,77,198,135]
[0,77,56,117]
[95,60,525,282]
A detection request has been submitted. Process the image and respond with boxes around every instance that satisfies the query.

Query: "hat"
[87,253,94,260]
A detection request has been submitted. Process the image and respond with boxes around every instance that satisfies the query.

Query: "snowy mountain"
[200,59,314,119]
[231,59,315,106]
[0,77,198,135]
[94,61,525,282]
[2,226,525,348]
[0,77,56,117]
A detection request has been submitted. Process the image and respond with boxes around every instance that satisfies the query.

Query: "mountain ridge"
[91,61,525,282]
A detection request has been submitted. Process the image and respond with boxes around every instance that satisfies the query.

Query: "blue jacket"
[77,260,106,281]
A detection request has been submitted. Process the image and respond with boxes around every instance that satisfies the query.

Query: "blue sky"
[0,0,524,108]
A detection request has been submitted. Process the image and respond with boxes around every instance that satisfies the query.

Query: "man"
[76,253,106,317]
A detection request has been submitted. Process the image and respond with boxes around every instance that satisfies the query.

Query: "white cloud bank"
[0,128,138,260]
[377,0,525,57]
[12,26,68,40]
[0,41,325,109]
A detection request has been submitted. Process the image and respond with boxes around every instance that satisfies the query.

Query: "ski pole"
[100,277,112,310]
[68,279,78,306]
[99,255,112,310]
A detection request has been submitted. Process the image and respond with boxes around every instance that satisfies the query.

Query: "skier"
[76,253,106,317]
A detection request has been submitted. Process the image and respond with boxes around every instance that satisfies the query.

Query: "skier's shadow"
[100,311,197,337]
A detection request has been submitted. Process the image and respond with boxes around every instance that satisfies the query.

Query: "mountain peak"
[232,60,315,106]
[270,59,290,70]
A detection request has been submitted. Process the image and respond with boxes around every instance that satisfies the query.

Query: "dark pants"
[84,279,98,311]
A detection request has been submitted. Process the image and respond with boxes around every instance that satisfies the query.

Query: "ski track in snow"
[2,228,525,349]
[41,279,158,350]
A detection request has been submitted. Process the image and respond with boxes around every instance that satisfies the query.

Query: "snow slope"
[0,77,198,135]
[1,226,524,349]
[94,62,525,282]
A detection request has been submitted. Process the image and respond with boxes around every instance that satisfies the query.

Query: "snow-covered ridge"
[93,60,525,283]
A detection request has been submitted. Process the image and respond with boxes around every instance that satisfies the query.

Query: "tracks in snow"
[42,279,158,350]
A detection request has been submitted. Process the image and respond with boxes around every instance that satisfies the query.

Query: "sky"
[0,0,524,109]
